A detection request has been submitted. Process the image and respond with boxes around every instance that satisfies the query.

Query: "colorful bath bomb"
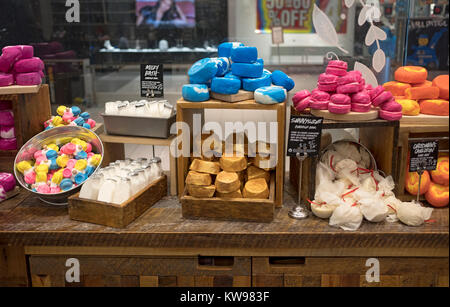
[211,77,241,95]
[383,81,411,97]
[271,70,295,91]
[405,170,431,195]
[431,156,449,186]
[405,86,440,100]
[396,99,421,116]
[419,99,449,116]
[182,84,210,102]
[425,182,449,208]
[188,58,219,84]
[432,75,449,100]
[254,86,287,105]
[395,66,428,84]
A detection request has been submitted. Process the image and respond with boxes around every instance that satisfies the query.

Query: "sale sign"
[256,0,348,34]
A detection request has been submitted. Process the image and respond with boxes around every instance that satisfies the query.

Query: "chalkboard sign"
[141,64,164,98]
[287,116,323,157]
[409,140,439,172]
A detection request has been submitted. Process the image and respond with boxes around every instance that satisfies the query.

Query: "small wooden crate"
[68,175,167,228]
[177,98,286,207]
[181,175,276,223]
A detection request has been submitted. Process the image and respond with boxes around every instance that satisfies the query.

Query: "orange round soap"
[413,80,433,88]
[395,66,428,84]
[432,75,449,100]
[431,156,449,186]
[405,86,440,100]
[383,81,411,96]
[396,99,421,116]
[405,170,431,196]
[425,182,449,208]
[419,99,449,116]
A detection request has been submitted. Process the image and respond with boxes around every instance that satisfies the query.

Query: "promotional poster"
[136,0,196,28]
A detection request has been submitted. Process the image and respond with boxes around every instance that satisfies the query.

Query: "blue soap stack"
[182,42,295,105]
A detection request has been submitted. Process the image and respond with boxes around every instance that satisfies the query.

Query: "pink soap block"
[351,103,372,113]
[326,66,347,77]
[295,96,314,112]
[0,73,14,87]
[15,72,42,86]
[309,100,329,110]
[372,91,393,107]
[0,110,14,126]
[0,138,17,150]
[337,82,360,94]
[379,109,402,121]
[311,90,330,102]
[13,57,44,73]
[3,45,34,60]
[317,82,337,92]
[352,92,371,105]
[292,90,311,107]
[0,100,12,110]
[0,48,21,73]
[0,125,15,138]
[329,102,351,114]
[318,73,339,84]
[0,172,16,192]
[330,94,351,105]
[380,99,403,112]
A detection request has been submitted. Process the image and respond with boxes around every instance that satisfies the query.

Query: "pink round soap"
[0,138,17,150]
[309,100,329,110]
[318,73,339,84]
[25,171,36,185]
[295,96,314,112]
[338,72,362,86]
[351,103,372,113]
[330,94,351,105]
[292,90,311,107]
[326,66,347,77]
[0,110,14,126]
[370,86,385,100]
[311,90,330,102]
[379,109,402,121]
[0,172,16,192]
[0,125,15,139]
[380,99,403,112]
[15,72,42,86]
[0,73,14,87]
[372,91,393,107]
[352,92,371,105]
[13,57,44,73]
[337,82,360,94]
[328,60,348,70]
[329,102,351,114]
[317,82,337,92]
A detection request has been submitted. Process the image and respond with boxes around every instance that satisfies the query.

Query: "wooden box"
[177,98,286,207]
[181,175,276,223]
[0,85,51,173]
[29,255,251,287]
[68,175,167,228]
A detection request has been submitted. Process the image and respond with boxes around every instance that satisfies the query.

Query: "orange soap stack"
[383,66,449,117]
[405,153,449,208]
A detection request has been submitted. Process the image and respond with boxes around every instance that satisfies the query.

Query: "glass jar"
[112,177,132,205]
[109,162,121,177]
[130,161,142,171]
[150,157,163,178]
[129,172,140,195]
[142,164,152,183]
[79,175,101,200]
[97,178,117,203]
[137,158,148,167]
[137,169,147,191]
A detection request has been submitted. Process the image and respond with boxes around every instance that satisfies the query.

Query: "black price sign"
[287,116,323,157]
[141,64,164,98]
[409,140,439,172]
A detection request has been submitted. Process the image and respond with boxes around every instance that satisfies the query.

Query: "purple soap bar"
[0,110,14,126]
[15,72,42,86]
[13,57,44,73]
[0,138,17,150]
[0,48,22,73]
[0,173,16,192]
[0,73,14,87]
[0,125,15,138]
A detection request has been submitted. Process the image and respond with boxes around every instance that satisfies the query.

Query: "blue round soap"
[212,57,230,77]
[46,150,58,160]
[49,159,59,170]
[82,123,91,129]
[224,72,241,80]
[257,58,264,65]
[231,46,258,63]
[232,62,264,78]
[74,173,87,185]
[188,58,218,84]
[271,70,295,91]
[182,84,210,102]
[60,179,74,191]
[71,106,81,116]
[211,77,241,95]
[75,151,88,160]
[85,165,95,177]
[242,71,272,92]
[74,117,85,126]
[218,42,244,58]
[254,86,287,105]
[80,112,90,120]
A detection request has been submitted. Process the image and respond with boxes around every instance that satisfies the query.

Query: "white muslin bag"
[397,201,434,227]
[359,198,389,223]
[329,203,364,231]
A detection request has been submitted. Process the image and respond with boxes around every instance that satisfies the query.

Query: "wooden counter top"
[0,183,448,258]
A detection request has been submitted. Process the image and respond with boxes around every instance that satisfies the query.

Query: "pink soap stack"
[0,100,17,151]
[292,60,403,121]
[0,45,44,87]
[0,172,16,202]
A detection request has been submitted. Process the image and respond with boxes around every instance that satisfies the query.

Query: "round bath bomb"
[188,58,219,84]
[419,99,449,116]
[211,77,241,95]
[431,156,449,186]
[330,94,351,105]
[328,60,348,70]
[0,73,14,87]
[337,82,360,94]
[317,82,337,92]
[325,66,347,77]
[383,81,411,96]
[379,109,402,121]
[432,75,449,100]
[294,96,314,112]
[380,99,403,112]
[231,46,258,63]
[271,70,295,91]
[352,92,371,105]
[395,66,428,84]
[425,182,449,208]
[232,62,264,78]
[405,171,431,195]
[405,86,440,100]
[338,71,362,85]
[218,42,244,58]
[413,80,433,88]
[211,57,231,77]
[254,86,287,105]
[370,86,385,100]
[396,99,421,116]
[242,71,272,92]
[182,84,210,102]
[372,91,393,107]
[328,102,351,114]
[13,57,44,73]
[15,72,42,86]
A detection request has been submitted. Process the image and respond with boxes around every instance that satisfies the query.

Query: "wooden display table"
[0,183,448,287]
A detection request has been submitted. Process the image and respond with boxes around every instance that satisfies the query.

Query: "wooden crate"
[0,85,51,173]
[395,122,449,202]
[252,256,449,287]
[181,175,276,223]
[290,107,400,201]
[68,175,167,228]
[176,98,286,207]
[29,255,251,287]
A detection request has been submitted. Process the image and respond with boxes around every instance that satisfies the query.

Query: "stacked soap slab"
[292,60,403,121]
[0,100,17,151]
[0,45,44,87]
[0,172,16,202]
[182,42,294,105]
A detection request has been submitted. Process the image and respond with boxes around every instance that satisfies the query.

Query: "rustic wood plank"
[0,85,41,95]
[210,90,254,103]
[177,276,195,287]
[321,274,360,287]
[233,276,251,287]
[284,274,303,287]
[252,275,284,287]
[0,246,28,287]
[0,189,30,212]
[31,275,52,287]
[140,276,159,287]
